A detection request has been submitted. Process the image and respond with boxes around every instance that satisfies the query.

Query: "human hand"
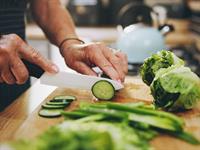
[0,34,58,84]
[60,41,128,82]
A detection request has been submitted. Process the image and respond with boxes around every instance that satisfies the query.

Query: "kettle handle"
[117,2,153,28]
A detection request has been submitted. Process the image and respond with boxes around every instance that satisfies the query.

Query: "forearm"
[31,0,77,46]
[30,0,128,81]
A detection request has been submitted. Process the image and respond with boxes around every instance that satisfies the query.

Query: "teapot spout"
[158,24,174,36]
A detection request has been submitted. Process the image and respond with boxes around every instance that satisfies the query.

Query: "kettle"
[116,3,174,64]
[117,23,174,63]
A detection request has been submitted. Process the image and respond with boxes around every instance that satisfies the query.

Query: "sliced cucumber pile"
[92,80,115,100]
[38,95,76,118]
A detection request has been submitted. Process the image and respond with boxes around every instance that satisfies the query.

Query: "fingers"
[86,45,120,81]
[1,67,16,84]
[101,47,126,82]
[0,76,3,83]
[115,52,128,75]
[18,42,59,74]
[0,33,54,85]
[73,62,97,76]
[9,56,29,84]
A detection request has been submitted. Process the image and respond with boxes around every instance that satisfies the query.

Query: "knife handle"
[22,59,44,78]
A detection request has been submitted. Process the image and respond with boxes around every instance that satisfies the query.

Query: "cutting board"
[13,80,200,150]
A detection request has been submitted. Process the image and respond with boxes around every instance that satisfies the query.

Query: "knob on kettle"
[159,24,174,36]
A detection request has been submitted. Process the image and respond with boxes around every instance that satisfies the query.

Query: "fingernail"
[51,65,59,73]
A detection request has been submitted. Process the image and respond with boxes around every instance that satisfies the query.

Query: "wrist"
[59,36,85,57]
[59,35,84,49]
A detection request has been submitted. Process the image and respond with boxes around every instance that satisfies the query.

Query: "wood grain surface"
[0,81,56,142]
[13,79,152,140]
[1,78,200,150]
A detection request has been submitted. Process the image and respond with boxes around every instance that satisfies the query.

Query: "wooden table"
[0,80,56,142]
[1,77,200,150]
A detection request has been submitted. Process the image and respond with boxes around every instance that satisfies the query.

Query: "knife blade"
[40,71,124,90]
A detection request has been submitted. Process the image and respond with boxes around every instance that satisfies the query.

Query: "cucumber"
[91,80,115,100]
[53,95,76,101]
[38,95,76,118]
[38,109,62,118]
[46,101,70,106]
[42,104,66,109]
[50,99,68,103]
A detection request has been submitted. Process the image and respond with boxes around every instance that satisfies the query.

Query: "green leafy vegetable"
[62,102,199,144]
[107,102,184,127]
[11,102,200,150]
[140,50,200,111]
[11,121,153,150]
[140,50,184,85]
[151,66,200,111]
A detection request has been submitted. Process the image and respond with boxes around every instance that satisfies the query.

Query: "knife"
[40,71,124,90]
[23,59,44,78]
[22,60,123,90]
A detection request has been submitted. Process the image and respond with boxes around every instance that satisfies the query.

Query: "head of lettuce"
[140,50,200,111]
[151,65,200,111]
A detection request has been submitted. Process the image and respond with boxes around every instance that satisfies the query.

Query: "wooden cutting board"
[13,80,200,150]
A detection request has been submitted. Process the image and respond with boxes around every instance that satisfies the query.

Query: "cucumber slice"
[92,80,115,100]
[46,101,70,106]
[42,104,66,109]
[39,109,62,118]
[53,95,76,101]
[50,99,68,103]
